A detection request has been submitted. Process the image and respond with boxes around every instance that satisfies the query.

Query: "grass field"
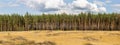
[0,31,120,45]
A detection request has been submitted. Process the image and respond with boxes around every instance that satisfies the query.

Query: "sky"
[0,0,120,14]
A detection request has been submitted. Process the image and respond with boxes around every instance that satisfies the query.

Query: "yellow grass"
[0,31,120,45]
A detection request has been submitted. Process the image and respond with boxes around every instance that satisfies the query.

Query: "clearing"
[0,31,120,45]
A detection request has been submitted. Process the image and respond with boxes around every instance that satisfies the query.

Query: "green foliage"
[0,12,120,31]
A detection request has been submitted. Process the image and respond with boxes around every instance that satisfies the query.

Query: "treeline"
[0,12,120,31]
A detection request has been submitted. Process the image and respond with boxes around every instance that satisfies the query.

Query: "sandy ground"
[0,31,120,45]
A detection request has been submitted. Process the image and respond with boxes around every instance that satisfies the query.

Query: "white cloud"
[71,0,106,12]
[18,0,107,14]
[93,0,105,6]
[0,1,19,7]
[19,0,66,12]
[112,4,120,12]
[106,0,111,3]
[93,0,111,4]
[72,0,89,9]
[99,7,106,12]
[112,4,120,9]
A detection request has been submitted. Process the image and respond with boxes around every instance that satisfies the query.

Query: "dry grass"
[0,31,120,45]
[84,43,94,45]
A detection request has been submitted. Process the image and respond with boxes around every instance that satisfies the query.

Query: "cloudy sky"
[0,0,120,14]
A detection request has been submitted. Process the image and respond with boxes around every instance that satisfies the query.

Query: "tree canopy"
[0,13,120,31]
